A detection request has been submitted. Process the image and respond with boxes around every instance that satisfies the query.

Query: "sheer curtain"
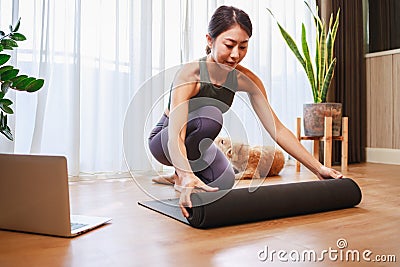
[0,0,315,175]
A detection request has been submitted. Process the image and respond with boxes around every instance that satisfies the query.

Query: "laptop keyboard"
[71,222,88,231]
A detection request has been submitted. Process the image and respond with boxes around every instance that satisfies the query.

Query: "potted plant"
[0,18,44,141]
[267,2,341,136]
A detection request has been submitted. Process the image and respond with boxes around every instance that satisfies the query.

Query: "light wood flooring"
[0,163,399,267]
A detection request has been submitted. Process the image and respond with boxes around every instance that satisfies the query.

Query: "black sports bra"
[167,56,238,113]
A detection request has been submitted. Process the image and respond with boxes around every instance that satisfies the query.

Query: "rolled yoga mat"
[138,178,362,229]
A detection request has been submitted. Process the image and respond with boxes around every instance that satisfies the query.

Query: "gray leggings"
[148,106,235,190]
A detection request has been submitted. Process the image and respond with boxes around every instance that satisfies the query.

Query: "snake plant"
[267,2,340,103]
[0,18,44,141]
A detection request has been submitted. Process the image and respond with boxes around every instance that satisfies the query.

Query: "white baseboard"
[366,148,400,165]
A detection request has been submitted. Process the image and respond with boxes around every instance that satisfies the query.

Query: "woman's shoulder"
[235,64,263,90]
[174,59,202,85]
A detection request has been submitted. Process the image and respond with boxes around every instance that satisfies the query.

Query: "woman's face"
[207,24,249,69]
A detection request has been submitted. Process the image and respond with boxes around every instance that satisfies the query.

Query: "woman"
[148,5,343,218]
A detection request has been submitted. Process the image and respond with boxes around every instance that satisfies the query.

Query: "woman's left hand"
[317,166,344,180]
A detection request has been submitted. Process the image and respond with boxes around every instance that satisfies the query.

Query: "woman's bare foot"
[152,172,178,185]
[151,172,188,193]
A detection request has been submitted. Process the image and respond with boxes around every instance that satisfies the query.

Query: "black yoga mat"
[138,178,362,229]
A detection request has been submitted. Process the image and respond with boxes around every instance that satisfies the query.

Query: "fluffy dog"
[214,136,285,179]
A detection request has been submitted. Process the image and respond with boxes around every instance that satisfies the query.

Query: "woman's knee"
[187,106,223,140]
[208,165,235,190]
[190,105,223,120]
[195,148,235,190]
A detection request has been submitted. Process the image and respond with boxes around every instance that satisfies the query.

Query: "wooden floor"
[0,163,399,267]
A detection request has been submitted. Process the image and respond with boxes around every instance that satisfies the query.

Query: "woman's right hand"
[176,175,219,218]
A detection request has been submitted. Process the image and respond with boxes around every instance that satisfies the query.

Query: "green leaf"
[0,111,5,125]
[0,98,13,114]
[305,0,325,99]
[0,69,19,81]
[305,1,323,32]
[11,18,21,32]
[1,81,12,94]
[0,65,14,75]
[301,23,317,101]
[1,39,18,48]
[10,75,28,85]
[326,31,333,66]
[328,13,334,32]
[1,127,13,140]
[0,44,3,52]
[1,45,14,51]
[315,35,320,96]
[304,1,316,17]
[13,77,35,90]
[321,58,336,102]
[0,98,13,106]
[326,9,340,71]
[277,23,307,70]
[0,92,4,99]
[10,33,27,41]
[0,54,11,66]
[330,8,340,54]
[301,24,311,63]
[26,79,45,92]
[0,112,13,141]
[266,9,306,71]
[317,24,327,99]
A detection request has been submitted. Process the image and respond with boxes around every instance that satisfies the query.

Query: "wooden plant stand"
[296,116,348,172]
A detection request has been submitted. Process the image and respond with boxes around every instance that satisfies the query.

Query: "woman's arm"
[236,65,343,180]
[168,64,219,217]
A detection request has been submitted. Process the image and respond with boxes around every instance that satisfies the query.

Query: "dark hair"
[206,6,252,54]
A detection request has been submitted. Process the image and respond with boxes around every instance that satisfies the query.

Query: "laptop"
[0,153,111,237]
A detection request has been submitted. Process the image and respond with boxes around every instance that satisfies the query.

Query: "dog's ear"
[226,148,232,158]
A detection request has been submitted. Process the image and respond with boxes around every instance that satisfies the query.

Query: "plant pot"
[303,103,342,137]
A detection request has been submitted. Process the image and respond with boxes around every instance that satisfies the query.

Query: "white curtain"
[0,0,315,176]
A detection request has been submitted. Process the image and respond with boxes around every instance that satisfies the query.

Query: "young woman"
[148,6,343,218]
